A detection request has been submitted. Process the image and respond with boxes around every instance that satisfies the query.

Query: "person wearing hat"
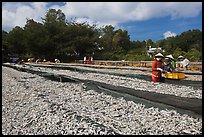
[166,54,176,69]
[152,53,165,82]
[177,55,190,70]
[178,55,184,59]
[55,59,60,63]
[164,55,175,73]
[35,58,41,64]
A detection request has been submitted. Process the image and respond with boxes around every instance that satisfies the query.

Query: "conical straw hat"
[166,54,174,60]
[155,53,164,57]
[178,55,184,59]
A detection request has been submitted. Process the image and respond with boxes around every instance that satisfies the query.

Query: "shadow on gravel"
[83,80,202,118]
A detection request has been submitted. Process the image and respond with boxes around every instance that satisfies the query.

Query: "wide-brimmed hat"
[166,54,175,60]
[155,53,164,57]
[178,55,184,59]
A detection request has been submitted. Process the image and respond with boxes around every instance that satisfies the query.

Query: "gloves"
[157,68,163,72]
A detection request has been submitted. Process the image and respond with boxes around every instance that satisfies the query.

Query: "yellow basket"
[24,62,32,64]
[164,73,185,79]
[105,63,111,66]
[116,63,124,66]
[132,63,140,67]
[190,67,199,71]
[38,61,51,65]
[127,63,132,66]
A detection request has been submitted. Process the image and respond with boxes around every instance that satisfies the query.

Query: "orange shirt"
[152,59,164,75]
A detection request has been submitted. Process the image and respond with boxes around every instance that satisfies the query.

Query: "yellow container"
[132,63,140,67]
[164,73,185,79]
[116,63,124,66]
[43,61,51,65]
[105,63,111,66]
[190,67,199,71]
[38,61,51,65]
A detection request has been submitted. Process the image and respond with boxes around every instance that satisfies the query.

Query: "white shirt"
[180,58,190,67]
[84,56,86,61]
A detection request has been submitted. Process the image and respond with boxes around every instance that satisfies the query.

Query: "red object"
[88,57,91,64]
[152,59,164,82]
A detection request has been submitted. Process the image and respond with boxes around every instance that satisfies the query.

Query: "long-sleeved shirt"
[152,59,164,77]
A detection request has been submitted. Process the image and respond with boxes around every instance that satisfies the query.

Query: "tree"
[173,47,185,59]
[54,21,100,61]
[119,30,131,52]
[185,48,201,61]
[42,9,66,24]
[42,9,67,60]
[146,39,154,48]
[100,25,115,51]
[112,30,122,51]
[24,19,48,59]
[6,26,28,58]
[2,31,9,62]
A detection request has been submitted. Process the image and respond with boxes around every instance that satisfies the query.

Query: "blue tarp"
[10,57,20,63]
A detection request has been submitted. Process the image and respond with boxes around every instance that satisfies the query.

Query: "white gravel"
[19,64,202,99]
[2,66,202,135]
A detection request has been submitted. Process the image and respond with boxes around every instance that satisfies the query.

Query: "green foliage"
[2,31,10,62]
[173,47,186,59]
[157,29,202,61]
[124,54,151,61]
[6,26,28,57]
[99,25,115,52]
[184,48,202,61]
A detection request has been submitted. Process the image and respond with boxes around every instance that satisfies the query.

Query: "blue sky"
[122,14,202,41]
[2,2,202,42]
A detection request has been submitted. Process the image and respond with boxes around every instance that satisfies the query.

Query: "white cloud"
[61,2,201,22]
[163,31,177,39]
[2,2,202,32]
[2,2,47,32]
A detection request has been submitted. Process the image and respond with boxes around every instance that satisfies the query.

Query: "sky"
[2,2,202,42]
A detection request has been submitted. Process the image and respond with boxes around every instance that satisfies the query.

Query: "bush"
[184,48,202,61]
[125,53,152,61]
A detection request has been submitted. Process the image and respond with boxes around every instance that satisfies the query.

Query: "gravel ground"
[2,66,202,135]
[19,65,202,99]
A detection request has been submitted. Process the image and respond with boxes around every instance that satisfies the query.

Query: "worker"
[55,59,60,63]
[83,56,87,64]
[164,54,176,72]
[88,57,91,64]
[43,59,46,62]
[152,53,165,82]
[28,58,35,62]
[35,59,41,64]
[164,56,175,73]
[90,56,93,64]
[178,56,190,70]
[166,54,176,68]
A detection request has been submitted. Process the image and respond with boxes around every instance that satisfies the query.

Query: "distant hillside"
[154,29,202,61]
